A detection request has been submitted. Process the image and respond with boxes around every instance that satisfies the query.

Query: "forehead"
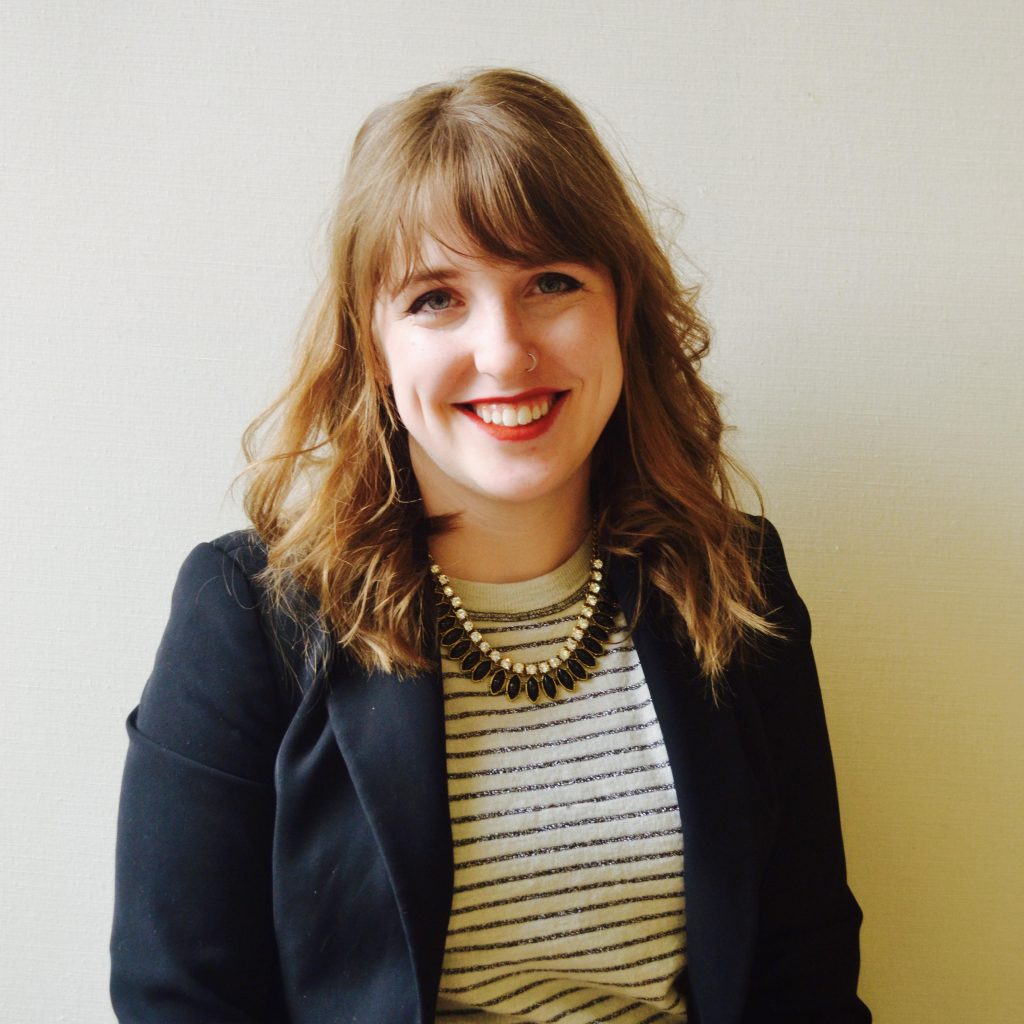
[415,229,516,269]
[380,226,536,299]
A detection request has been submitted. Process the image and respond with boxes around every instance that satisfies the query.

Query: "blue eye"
[409,290,452,314]
[536,273,582,295]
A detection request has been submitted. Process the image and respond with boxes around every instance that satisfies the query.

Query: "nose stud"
[526,351,538,373]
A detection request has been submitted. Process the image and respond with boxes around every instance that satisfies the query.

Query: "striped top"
[434,539,688,1024]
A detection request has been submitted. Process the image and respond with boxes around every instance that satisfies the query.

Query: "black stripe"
[611,966,687,990]
[547,993,615,1022]
[446,909,683,954]
[439,941,685,995]
[447,697,653,742]
[469,975,561,1007]
[456,826,682,871]
[590,1002,649,1023]
[447,887,684,935]
[452,803,680,849]
[447,718,660,761]
[457,589,589,621]
[447,741,666,781]
[636,993,685,1022]
[442,924,686,975]
[450,869,684,917]
[450,759,669,802]
[449,782,676,826]
[452,846,682,895]
[490,982,586,1015]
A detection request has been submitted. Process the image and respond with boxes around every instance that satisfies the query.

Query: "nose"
[471,299,536,381]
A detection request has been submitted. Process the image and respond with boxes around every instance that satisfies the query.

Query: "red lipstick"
[456,392,566,442]
[462,387,560,404]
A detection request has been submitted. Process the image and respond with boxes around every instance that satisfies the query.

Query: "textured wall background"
[2,2,1021,1020]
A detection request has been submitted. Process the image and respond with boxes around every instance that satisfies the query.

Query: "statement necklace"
[429,542,617,703]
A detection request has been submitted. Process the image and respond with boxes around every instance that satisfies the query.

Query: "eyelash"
[408,291,452,315]
[536,272,583,295]
[406,272,584,315]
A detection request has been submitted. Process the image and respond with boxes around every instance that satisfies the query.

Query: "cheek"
[375,320,417,404]
[589,316,624,390]
[386,366,421,422]
[372,311,396,387]
[601,351,625,423]
[384,346,452,426]
[612,343,625,389]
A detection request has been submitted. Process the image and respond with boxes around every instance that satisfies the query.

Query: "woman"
[111,69,869,1023]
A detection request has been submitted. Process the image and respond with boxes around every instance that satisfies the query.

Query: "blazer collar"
[611,557,761,1024]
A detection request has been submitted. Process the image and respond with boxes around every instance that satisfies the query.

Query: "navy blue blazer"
[111,521,869,1023]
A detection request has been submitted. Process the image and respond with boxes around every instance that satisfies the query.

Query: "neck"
[428,500,591,583]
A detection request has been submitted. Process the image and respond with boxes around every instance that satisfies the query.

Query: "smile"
[456,391,566,441]
[470,397,553,426]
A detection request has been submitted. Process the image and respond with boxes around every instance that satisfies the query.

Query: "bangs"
[371,120,616,297]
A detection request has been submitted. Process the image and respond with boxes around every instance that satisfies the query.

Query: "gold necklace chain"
[429,543,617,702]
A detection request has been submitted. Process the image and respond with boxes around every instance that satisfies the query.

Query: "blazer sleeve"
[110,539,293,1023]
[741,521,871,1023]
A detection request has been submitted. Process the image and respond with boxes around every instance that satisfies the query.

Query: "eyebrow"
[387,257,597,302]
[397,266,460,293]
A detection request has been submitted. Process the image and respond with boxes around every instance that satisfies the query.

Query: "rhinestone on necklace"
[429,545,617,703]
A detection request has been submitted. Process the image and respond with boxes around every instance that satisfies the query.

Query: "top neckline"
[442,536,592,616]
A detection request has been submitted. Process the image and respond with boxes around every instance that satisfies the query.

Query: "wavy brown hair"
[242,68,775,684]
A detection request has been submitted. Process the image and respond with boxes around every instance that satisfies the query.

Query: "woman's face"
[374,235,623,519]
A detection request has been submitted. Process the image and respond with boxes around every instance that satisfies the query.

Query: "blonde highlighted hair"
[242,68,774,684]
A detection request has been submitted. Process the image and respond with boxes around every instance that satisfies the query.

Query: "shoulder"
[209,527,268,566]
[161,529,268,608]
[194,527,269,582]
[135,529,297,783]
[731,517,823,727]
[742,514,812,645]
[158,530,276,672]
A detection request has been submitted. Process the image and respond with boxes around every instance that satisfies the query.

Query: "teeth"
[472,397,553,426]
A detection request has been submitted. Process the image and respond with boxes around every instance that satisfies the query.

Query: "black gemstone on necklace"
[507,675,522,700]
[461,650,482,671]
[471,660,491,681]
[526,677,540,703]
[489,671,507,695]
[541,674,557,699]
[555,667,575,690]
[588,624,610,643]
[581,635,603,656]
[438,614,459,633]
[449,637,471,659]
[566,657,588,680]
[592,610,615,629]
[441,627,463,646]
[575,647,597,668]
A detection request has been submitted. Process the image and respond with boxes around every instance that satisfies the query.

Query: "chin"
[468,468,584,508]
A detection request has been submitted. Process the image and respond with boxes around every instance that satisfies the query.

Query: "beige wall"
[3,2,1021,1020]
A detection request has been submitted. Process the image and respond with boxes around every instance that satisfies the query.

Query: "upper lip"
[460,387,562,404]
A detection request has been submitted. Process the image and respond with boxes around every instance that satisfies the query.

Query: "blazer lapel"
[324,656,453,1019]
[612,558,762,1024]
